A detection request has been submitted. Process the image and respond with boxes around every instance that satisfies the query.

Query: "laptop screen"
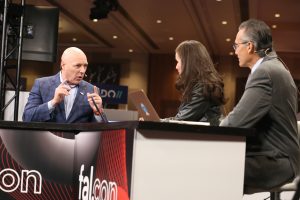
[128,90,160,121]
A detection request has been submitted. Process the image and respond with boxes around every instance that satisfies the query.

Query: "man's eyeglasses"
[233,41,249,50]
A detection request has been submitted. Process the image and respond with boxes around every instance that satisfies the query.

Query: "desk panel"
[0,126,133,200]
[130,129,246,200]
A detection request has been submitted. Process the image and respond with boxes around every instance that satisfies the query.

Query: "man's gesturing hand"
[51,81,71,106]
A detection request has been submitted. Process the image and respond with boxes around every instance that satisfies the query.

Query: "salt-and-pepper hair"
[239,19,273,57]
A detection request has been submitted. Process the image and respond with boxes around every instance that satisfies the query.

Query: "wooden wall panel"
[148,54,180,118]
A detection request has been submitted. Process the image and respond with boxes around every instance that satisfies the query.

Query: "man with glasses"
[220,19,300,193]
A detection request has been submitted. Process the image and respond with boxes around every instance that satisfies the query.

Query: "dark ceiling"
[24,0,300,57]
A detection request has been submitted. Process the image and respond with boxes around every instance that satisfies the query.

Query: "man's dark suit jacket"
[221,52,300,191]
[23,72,97,123]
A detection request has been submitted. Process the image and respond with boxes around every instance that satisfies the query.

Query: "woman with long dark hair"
[169,40,225,125]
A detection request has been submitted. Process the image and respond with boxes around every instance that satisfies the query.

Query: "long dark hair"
[175,40,225,105]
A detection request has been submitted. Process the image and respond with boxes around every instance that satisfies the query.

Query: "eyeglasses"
[233,41,249,50]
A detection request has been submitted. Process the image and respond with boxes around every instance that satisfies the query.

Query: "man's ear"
[247,42,255,54]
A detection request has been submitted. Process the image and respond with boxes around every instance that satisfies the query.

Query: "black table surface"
[0,120,254,137]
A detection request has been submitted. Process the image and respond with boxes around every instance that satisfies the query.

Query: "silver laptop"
[128,90,160,121]
[129,89,209,125]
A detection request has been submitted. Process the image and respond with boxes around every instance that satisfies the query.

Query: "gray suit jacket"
[23,72,98,123]
[221,52,300,190]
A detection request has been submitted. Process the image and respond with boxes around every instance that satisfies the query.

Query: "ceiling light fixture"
[274,13,280,18]
[72,38,77,42]
[222,21,227,25]
[272,25,277,29]
[225,38,231,42]
[229,52,234,56]
[90,0,119,20]
[128,49,133,53]
[113,35,118,39]
[169,37,174,41]
[156,19,162,24]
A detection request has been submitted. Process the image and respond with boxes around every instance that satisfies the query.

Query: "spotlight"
[90,0,119,20]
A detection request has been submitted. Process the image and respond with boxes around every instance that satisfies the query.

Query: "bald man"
[23,47,106,123]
